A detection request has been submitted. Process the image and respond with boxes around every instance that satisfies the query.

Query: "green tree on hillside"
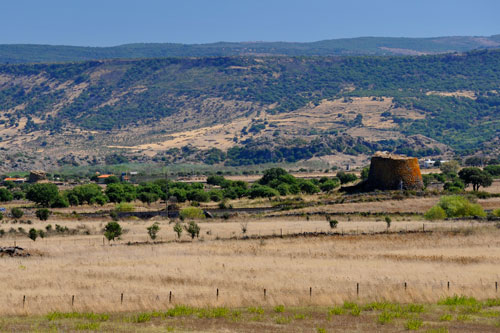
[26,183,59,207]
[458,167,493,191]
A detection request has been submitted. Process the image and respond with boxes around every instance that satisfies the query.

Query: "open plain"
[1,191,500,331]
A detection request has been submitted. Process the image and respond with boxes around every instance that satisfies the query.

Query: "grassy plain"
[0,187,499,331]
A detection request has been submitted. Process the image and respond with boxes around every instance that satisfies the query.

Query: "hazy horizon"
[1,0,499,47]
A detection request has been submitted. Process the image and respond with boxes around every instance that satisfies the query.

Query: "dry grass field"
[0,187,499,331]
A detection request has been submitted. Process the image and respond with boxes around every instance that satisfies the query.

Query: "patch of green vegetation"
[438,295,480,307]
[74,322,100,330]
[405,318,423,330]
[425,328,448,333]
[133,312,152,323]
[164,305,197,317]
[274,305,285,313]
[378,311,395,325]
[439,314,453,321]
[46,312,109,322]
[247,307,264,315]
[327,307,345,316]
[197,307,230,319]
[275,315,292,324]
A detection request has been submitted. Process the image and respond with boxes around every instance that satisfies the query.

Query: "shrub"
[438,195,486,218]
[11,207,23,219]
[184,221,200,239]
[105,183,137,203]
[248,185,279,198]
[326,215,338,229]
[320,179,339,192]
[440,160,460,174]
[147,222,160,240]
[385,216,392,229]
[173,222,183,239]
[0,188,13,202]
[51,194,69,208]
[138,192,159,205]
[299,180,320,194]
[104,221,122,242]
[28,228,37,241]
[180,207,205,220]
[484,165,500,177]
[337,171,358,184]
[187,189,210,203]
[424,206,446,220]
[36,208,51,221]
[115,202,135,212]
[405,318,423,330]
[493,208,500,217]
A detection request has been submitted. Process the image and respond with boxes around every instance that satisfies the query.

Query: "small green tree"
[173,222,183,239]
[36,208,51,221]
[138,192,159,205]
[28,228,38,241]
[440,160,460,174]
[11,207,23,219]
[26,183,59,207]
[326,215,338,229]
[385,216,392,229]
[458,167,493,191]
[0,188,13,202]
[147,222,160,240]
[184,221,200,239]
[104,221,122,242]
[38,230,45,239]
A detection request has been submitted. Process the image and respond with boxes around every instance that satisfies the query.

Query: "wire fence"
[9,280,500,311]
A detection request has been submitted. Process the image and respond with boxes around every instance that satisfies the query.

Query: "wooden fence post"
[356,283,359,296]
[264,289,266,299]
[71,295,74,306]
[121,293,123,304]
[496,281,498,292]
[23,295,25,308]
[404,282,407,290]
[309,287,312,298]
[169,291,172,303]
[216,288,219,300]
[447,281,450,290]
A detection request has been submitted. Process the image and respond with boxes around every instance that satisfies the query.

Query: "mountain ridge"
[1,35,500,64]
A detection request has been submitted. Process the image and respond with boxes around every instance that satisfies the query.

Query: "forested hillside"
[1,35,500,63]
[0,49,499,170]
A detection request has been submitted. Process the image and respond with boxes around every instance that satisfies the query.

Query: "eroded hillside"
[0,51,499,171]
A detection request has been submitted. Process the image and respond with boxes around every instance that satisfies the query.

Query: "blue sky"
[1,0,499,46]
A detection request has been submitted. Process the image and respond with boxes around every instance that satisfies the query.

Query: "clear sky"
[1,0,499,46]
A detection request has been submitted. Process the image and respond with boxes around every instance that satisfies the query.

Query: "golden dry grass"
[1,214,499,316]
